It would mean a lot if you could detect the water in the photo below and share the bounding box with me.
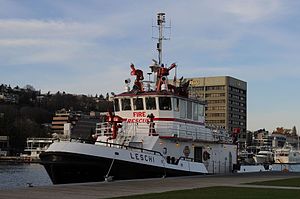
[0,163,52,190]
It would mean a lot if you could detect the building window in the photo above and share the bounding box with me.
[206,86,225,91]
[121,98,131,111]
[207,99,226,104]
[230,107,239,112]
[229,100,240,106]
[193,86,204,91]
[206,113,225,117]
[133,98,144,110]
[159,97,172,110]
[206,93,225,98]
[207,106,225,111]
[206,120,225,124]
[231,95,240,100]
[145,97,156,110]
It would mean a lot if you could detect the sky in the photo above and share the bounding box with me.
[0,0,300,132]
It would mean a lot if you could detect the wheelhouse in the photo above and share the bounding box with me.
[113,93,205,125]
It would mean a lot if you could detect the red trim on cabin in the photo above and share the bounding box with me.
[115,91,176,97]
[120,117,204,125]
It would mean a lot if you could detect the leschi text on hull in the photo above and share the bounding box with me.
[40,13,237,184]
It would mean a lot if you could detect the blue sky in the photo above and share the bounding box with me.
[1,0,300,132]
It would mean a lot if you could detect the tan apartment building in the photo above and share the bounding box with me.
[51,110,78,136]
[51,110,99,139]
[187,76,247,134]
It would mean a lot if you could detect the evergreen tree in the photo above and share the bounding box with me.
[292,126,297,136]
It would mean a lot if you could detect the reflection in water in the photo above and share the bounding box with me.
[0,163,52,190]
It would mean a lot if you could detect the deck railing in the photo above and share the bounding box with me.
[96,121,232,143]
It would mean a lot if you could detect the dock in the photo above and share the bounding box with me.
[0,172,299,199]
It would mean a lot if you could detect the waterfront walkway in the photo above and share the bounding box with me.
[0,172,299,199]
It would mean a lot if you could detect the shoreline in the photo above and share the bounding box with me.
[0,156,41,164]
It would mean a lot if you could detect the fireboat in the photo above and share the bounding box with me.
[40,13,237,184]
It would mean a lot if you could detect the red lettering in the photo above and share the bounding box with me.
[133,111,146,117]
[126,118,151,123]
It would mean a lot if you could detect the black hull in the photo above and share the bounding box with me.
[40,152,202,184]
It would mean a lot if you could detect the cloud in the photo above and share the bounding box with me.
[0,19,122,67]
[0,1,299,94]
[0,19,108,39]
[223,0,281,22]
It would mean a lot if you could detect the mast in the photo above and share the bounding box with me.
[150,13,175,92]
[157,13,165,65]
[155,13,170,65]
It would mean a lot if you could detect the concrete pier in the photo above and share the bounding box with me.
[0,172,299,199]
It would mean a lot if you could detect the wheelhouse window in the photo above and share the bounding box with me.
[198,104,204,117]
[180,99,186,118]
[146,97,156,110]
[193,103,198,121]
[133,98,144,110]
[159,97,172,110]
[121,98,132,111]
[114,99,120,112]
[173,98,179,112]
[187,101,192,119]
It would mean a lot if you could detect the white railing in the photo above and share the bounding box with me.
[96,121,232,143]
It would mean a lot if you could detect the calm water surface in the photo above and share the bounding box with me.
[0,163,52,190]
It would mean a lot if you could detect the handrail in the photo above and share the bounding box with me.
[69,138,164,157]
[95,120,233,144]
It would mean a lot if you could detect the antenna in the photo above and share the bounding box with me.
[152,13,171,65]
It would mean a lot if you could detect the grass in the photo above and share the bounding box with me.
[247,177,300,187]
[110,186,300,199]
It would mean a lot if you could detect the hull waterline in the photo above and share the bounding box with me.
[40,151,203,184]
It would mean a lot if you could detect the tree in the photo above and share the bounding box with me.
[24,84,35,91]
[292,126,297,136]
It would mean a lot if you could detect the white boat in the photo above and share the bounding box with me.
[22,138,53,160]
[238,150,255,165]
[253,150,274,164]
[237,165,271,173]
[274,143,300,164]
[271,143,300,172]
[40,13,237,184]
